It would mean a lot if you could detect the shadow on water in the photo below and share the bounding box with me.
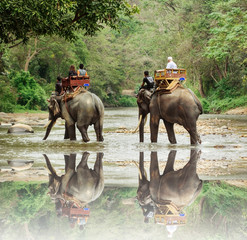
[0,151,247,239]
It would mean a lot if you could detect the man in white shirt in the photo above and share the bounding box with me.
[166,56,177,69]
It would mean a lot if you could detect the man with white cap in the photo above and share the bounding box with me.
[166,56,177,69]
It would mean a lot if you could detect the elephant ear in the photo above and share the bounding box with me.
[138,89,151,105]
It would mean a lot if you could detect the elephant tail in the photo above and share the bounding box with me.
[188,88,203,114]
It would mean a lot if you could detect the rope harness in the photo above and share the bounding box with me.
[62,87,87,122]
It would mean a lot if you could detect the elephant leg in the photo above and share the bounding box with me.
[163,150,176,175]
[77,152,90,169]
[64,122,70,139]
[183,122,200,145]
[139,114,147,143]
[66,154,76,171]
[77,124,90,142]
[163,120,176,144]
[150,152,160,189]
[183,149,201,170]
[150,115,160,143]
[64,155,70,172]
[178,149,201,187]
[94,120,104,142]
[139,152,147,183]
[94,152,104,175]
[66,123,76,140]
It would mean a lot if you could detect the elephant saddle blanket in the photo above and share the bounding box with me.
[156,82,180,94]
[62,87,87,102]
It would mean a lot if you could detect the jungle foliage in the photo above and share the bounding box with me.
[0,0,246,112]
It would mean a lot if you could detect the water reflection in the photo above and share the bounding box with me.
[43,152,104,230]
[137,150,202,237]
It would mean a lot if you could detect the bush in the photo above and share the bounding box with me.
[9,71,48,110]
[0,75,17,113]
[118,95,137,107]
[105,94,137,107]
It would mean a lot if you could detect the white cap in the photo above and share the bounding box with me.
[168,56,173,61]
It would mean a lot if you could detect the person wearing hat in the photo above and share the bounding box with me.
[166,56,177,69]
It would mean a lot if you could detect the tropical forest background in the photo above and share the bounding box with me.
[0,0,247,113]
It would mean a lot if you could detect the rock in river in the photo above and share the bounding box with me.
[7,123,34,133]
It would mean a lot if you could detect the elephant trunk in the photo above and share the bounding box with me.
[43,119,56,140]
[139,114,147,142]
[43,154,58,176]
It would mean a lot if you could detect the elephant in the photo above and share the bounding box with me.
[7,123,34,133]
[136,85,203,144]
[137,149,202,230]
[43,90,104,142]
[43,152,104,229]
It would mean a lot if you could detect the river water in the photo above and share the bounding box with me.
[0,107,247,239]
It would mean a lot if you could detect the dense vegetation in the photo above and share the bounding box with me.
[0,0,246,112]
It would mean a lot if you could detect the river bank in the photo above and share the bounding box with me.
[1,106,247,125]
[1,107,246,136]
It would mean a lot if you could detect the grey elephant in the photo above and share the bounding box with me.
[137,150,202,228]
[43,90,104,142]
[43,152,104,228]
[136,86,203,144]
[44,152,104,203]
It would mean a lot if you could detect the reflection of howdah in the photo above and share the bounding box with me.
[43,152,104,229]
[137,150,202,236]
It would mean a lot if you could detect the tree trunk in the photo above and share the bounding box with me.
[0,51,4,73]
[224,56,229,78]
[215,62,223,80]
[198,76,206,98]
[24,38,47,72]
[24,38,38,71]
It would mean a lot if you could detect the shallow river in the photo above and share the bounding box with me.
[0,107,247,239]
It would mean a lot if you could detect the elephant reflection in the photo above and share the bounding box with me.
[137,150,202,237]
[43,152,104,229]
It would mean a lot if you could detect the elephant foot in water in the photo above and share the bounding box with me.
[82,136,90,142]
[81,132,90,142]
[97,135,104,142]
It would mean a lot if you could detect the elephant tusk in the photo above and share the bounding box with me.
[133,115,143,133]
[52,120,57,128]
[133,115,147,133]
[44,120,52,129]
[144,116,147,126]
[44,120,57,129]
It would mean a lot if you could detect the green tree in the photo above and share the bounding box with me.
[204,0,247,82]
[0,0,139,45]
